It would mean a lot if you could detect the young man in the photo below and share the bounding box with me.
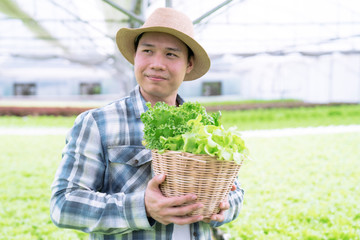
[50,7,244,239]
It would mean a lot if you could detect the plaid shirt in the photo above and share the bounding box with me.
[50,85,244,240]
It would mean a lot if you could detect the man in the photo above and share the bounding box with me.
[50,7,244,239]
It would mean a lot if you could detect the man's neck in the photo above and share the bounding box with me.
[140,88,178,107]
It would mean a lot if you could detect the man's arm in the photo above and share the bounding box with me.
[208,178,244,227]
[50,112,153,234]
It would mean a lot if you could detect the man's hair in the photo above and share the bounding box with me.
[134,33,194,62]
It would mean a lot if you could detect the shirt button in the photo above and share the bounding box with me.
[134,159,139,164]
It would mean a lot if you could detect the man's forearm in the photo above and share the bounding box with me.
[210,178,244,227]
[50,186,153,234]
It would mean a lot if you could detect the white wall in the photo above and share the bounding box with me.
[181,53,360,103]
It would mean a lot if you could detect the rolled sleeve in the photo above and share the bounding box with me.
[210,177,244,227]
[123,190,154,230]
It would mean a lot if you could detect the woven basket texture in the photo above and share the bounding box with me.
[151,150,242,218]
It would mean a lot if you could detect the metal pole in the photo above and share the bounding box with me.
[102,0,144,25]
[329,53,334,103]
[166,0,172,8]
[193,0,239,25]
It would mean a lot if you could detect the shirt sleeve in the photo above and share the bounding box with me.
[210,177,244,227]
[50,111,153,235]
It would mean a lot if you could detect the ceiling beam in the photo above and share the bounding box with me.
[102,0,144,25]
[193,0,242,24]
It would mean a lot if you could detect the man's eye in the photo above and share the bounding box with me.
[143,49,152,53]
[167,53,178,57]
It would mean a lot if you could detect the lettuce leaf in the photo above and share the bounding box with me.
[160,115,248,164]
[141,101,248,163]
[141,102,221,150]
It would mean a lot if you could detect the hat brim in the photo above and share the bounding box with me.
[116,27,210,81]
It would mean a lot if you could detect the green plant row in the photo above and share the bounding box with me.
[0,104,359,130]
[221,104,360,130]
[0,115,77,128]
[201,99,301,107]
[1,133,359,239]
[222,132,360,239]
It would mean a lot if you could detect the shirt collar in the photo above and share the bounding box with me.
[130,85,147,119]
[176,94,185,106]
[130,85,185,119]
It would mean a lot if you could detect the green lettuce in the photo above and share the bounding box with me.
[141,101,248,163]
[141,102,221,150]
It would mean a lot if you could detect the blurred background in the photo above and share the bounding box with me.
[1,0,360,106]
[1,2,360,239]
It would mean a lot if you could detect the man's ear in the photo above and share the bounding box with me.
[186,56,194,74]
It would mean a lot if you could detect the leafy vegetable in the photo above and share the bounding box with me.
[141,101,248,163]
[141,102,221,150]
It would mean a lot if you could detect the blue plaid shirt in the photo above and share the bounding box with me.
[50,85,244,240]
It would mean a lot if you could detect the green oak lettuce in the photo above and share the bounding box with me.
[141,102,248,164]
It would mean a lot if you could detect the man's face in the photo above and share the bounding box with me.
[134,32,194,104]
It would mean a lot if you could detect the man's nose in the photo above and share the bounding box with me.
[150,53,166,70]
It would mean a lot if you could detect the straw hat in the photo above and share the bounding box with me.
[116,8,210,81]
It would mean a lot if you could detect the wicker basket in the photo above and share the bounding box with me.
[151,150,242,218]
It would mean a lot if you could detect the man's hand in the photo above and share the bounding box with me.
[145,174,204,225]
[203,184,237,223]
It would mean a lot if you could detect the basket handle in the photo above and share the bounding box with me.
[176,155,207,164]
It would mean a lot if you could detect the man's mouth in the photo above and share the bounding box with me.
[145,74,168,81]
